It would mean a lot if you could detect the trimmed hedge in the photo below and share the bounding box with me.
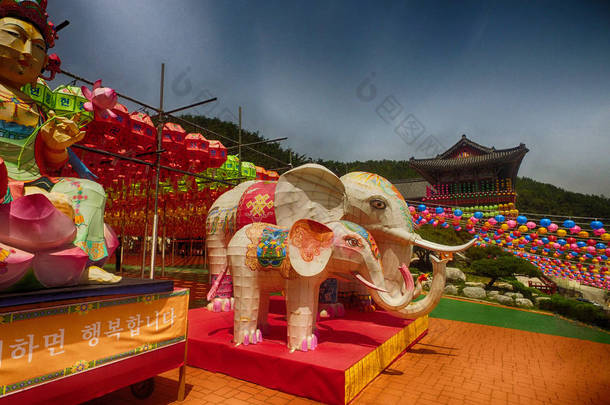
[538,294,609,330]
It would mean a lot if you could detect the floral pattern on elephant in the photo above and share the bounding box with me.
[289,220,333,262]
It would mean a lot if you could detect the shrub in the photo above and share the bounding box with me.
[538,294,609,330]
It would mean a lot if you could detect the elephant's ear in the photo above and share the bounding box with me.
[288,219,334,277]
[275,164,346,228]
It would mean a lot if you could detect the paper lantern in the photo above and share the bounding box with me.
[53,84,93,127]
[129,111,157,153]
[240,161,257,180]
[162,122,187,156]
[208,140,228,168]
[185,133,209,171]
[267,171,279,181]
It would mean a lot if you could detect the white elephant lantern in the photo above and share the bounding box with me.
[225,219,416,352]
[206,164,475,321]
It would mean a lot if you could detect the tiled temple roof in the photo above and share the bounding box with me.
[409,144,528,170]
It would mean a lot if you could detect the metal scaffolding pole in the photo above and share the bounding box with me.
[149,64,165,279]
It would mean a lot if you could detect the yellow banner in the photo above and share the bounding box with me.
[0,289,189,397]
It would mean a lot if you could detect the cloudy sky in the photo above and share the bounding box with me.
[46,1,610,196]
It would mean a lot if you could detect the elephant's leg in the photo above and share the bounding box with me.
[257,292,270,335]
[285,278,319,352]
[229,229,263,346]
[207,228,231,312]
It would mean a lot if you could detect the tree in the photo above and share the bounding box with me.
[413,225,472,270]
[470,250,541,289]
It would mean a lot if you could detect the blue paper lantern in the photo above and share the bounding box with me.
[577,241,586,248]
[495,215,505,223]
[454,209,463,217]
[417,204,426,212]
[591,220,603,230]
[563,219,575,229]
[435,206,444,214]
[516,215,527,224]
[474,211,483,219]
[596,243,606,250]
[539,218,551,227]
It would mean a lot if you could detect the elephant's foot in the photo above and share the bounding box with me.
[235,328,263,347]
[79,266,122,284]
[289,334,318,353]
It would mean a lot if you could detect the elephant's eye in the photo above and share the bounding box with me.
[370,199,386,210]
[345,237,362,248]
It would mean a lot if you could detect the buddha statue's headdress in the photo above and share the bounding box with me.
[0,0,57,48]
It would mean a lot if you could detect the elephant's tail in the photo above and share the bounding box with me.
[207,265,228,301]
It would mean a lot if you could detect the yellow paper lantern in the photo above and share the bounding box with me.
[538,227,547,234]
[578,231,589,238]
[501,224,509,231]
[602,233,610,241]
[557,229,567,237]
[519,225,528,233]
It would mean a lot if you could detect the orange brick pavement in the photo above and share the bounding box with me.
[86,318,610,405]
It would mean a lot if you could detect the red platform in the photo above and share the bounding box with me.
[187,297,428,404]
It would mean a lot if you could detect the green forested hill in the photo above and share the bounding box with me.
[180,114,609,218]
[515,177,610,219]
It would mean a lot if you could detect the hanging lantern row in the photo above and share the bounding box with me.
[410,203,610,290]
[22,80,281,238]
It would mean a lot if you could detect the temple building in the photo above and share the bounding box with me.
[404,135,528,208]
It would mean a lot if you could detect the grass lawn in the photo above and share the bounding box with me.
[430,297,610,344]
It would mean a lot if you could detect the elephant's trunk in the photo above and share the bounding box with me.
[366,253,415,311]
[393,254,449,319]
[367,226,475,317]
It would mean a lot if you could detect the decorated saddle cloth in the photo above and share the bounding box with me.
[236,181,278,229]
[245,223,294,279]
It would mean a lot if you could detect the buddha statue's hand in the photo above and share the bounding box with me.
[39,111,86,169]
[39,110,86,150]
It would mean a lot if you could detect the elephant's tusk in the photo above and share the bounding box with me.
[352,272,388,292]
[398,263,415,293]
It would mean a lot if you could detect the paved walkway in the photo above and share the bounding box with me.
[87,318,610,405]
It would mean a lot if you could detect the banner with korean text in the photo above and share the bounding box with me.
[0,289,188,397]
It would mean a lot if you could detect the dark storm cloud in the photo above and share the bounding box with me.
[46,1,610,195]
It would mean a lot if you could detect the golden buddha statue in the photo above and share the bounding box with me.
[0,0,119,288]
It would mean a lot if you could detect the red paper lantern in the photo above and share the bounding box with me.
[207,140,227,168]
[129,112,157,156]
[185,133,209,171]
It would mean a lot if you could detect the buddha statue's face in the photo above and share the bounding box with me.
[0,17,48,88]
